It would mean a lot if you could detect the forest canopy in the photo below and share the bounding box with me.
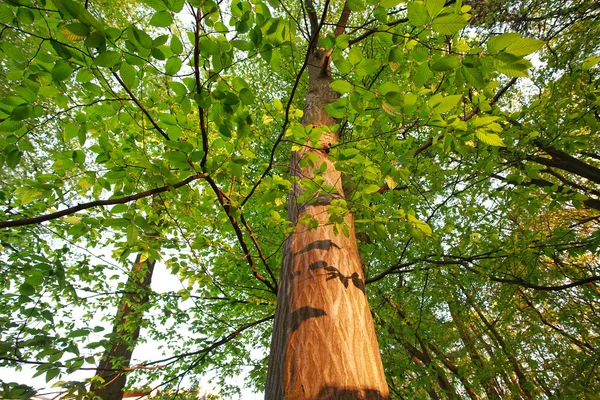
[0,0,599,398]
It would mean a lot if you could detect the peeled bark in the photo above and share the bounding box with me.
[265,51,389,399]
[92,254,156,400]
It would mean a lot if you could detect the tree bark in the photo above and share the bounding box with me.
[265,49,389,399]
[92,254,156,400]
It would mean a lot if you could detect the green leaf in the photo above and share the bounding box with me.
[131,27,153,49]
[432,13,469,35]
[364,184,381,194]
[425,0,445,17]
[475,130,505,146]
[461,66,484,86]
[330,80,354,94]
[335,34,350,49]
[11,105,34,121]
[582,56,600,71]
[355,59,381,77]
[487,33,521,53]
[167,0,184,12]
[60,23,90,40]
[494,59,531,77]
[94,51,121,68]
[231,40,253,51]
[504,38,545,56]
[150,10,173,27]
[165,57,182,75]
[0,4,14,23]
[142,0,168,11]
[347,0,366,11]
[472,116,500,127]
[52,60,73,81]
[413,62,432,86]
[408,1,429,27]
[380,0,402,7]
[170,35,183,54]
[19,282,36,296]
[168,81,187,96]
[431,94,462,113]
[430,55,460,71]
[379,82,401,95]
[239,88,255,105]
[119,63,137,88]
[338,148,360,160]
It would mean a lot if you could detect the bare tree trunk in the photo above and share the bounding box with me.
[92,254,156,400]
[265,48,389,399]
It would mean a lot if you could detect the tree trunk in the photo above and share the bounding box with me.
[265,50,389,399]
[447,300,503,399]
[459,286,535,399]
[92,254,156,400]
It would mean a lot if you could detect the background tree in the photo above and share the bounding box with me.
[0,0,598,399]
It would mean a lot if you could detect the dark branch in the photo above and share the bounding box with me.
[0,174,205,229]
[112,71,170,141]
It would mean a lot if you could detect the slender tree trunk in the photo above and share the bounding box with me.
[460,286,535,399]
[92,254,156,400]
[383,296,461,399]
[447,301,503,399]
[265,49,389,399]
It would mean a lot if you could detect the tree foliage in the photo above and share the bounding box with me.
[0,0,598,398]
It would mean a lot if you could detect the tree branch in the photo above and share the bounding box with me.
[193,7,209,170]
[204,176,278,294]
[0,174,205,229]
[112,71,170,141]
[414,78,518,158]
[491,173,600,211]
[531,143,600,185]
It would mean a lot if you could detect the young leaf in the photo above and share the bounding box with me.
[170,35,183,54]
[94,51,121,67]
[432,13,469,35]
[150,10,173,27]
[408,2,429,27]
[430,55,460,71]
[475,130,505,146]
[60,23,90,40]
[330,80,354,94]
[487,33,521,53]
[425,0,445,17]
[432,94,462,113]
[380,0,402,7]
[165,57,182,75]
[504,38,545,56]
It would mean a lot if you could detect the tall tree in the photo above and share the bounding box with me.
[0,0,598,398]
[265,3,388,398]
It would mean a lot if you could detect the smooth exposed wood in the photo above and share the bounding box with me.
[265,49,389,399]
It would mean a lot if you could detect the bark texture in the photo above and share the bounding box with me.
[92,254,156,400]
[265,51,389,399]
